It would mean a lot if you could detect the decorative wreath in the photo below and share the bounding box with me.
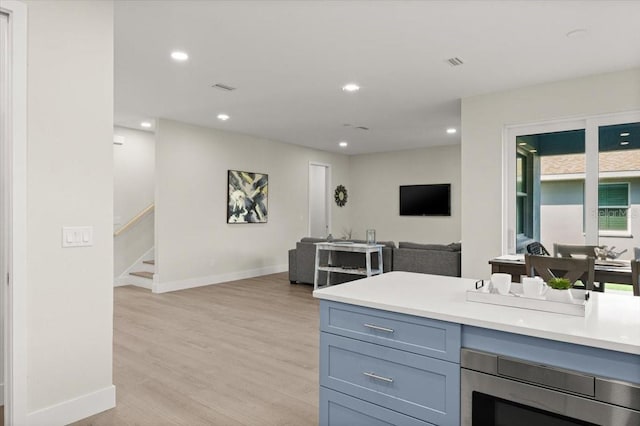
[334,185,348,207]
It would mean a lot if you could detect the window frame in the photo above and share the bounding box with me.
[503,111,640,254]
[598,181,631,236]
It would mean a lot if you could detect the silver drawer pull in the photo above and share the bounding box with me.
[363,323,394,333]
[363,372,394,383]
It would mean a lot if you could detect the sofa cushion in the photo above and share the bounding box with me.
[447,242,462,252]
[399,242,458,251]
[392,247,461,277]
[378,240,396,249]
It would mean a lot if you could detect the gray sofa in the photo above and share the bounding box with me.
[288,237,395,285]
[392,242,461,277]
[288,238,462,285]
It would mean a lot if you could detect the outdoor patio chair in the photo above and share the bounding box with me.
[524,254,596,291]
[526,241,550,256]
[553,243,601,258]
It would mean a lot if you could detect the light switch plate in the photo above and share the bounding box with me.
[62,226,93,248]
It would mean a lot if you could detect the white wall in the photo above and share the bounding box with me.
[309,164,327,238]
[540,180,586,249]
[113,126,155,278]
[461,68,640,279]
[541,178,640,260]
[154,119,350,292]
[348,145,461,244]
[24,0,115,422]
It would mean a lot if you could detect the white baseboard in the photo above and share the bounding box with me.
[114,274,153,289]
[26,385,115,426]
[152,264,288,293]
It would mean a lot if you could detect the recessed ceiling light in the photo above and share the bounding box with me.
[170,51,189,61]
[339,141,348,148]
[530,149,538,153]
[620,132,630,137]
[446,128,457,134]
[217,113,230,121]
[620,141,630,146]
[566,29,588,39]
[518,142,527,146]
[140,121,152,128]
[342,83,360,92]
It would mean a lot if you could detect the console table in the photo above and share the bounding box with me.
[314,242,384,290]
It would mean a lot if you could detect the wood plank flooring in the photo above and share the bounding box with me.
[72,272,319,426]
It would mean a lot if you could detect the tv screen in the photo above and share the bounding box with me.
[399,184,451,216]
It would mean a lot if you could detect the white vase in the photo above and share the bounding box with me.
[545,288,573,303]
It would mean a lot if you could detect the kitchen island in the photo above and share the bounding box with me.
[313,271,640,425]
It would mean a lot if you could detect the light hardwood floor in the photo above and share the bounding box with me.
[73,273,319,426]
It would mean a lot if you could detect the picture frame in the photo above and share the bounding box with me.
[227,170,268,223]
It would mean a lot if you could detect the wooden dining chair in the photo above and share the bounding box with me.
[524,254,596,291]
[553,243,600,258]
[552,243,605,291]
[631,260,640,297]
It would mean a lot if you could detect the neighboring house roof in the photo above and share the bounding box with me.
[541,149,640,175]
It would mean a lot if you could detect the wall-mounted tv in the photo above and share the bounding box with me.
[399,184,451,216]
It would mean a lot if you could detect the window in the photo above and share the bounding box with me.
[516,154,526,235]
[598,183,629,232]
[506,114,640,259]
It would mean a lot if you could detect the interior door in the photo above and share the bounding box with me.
[0,10,9,411]
[309,163,330,237]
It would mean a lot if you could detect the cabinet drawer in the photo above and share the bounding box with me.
[320,387,435,426]
[320,333,460,425]
[320,301,461,362]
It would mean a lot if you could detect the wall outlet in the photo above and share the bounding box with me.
[62,226,93,248]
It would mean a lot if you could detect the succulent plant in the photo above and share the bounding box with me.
[548,277,572,290]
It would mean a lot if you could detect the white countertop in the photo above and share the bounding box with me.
[313,271,640,355]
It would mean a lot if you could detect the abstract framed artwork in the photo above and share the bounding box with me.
[227,170,269,223]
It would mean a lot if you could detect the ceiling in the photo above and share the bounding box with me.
[114,1,640,155]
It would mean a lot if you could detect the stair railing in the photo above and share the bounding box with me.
[114,203,155,237]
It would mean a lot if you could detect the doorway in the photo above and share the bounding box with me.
[1,10,10,421]
[1,1,28,424]
[308,162,331,238]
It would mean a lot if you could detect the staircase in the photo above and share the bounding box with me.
[127,259,155,289]
[113,203,155,288]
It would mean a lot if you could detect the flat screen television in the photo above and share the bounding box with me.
[399,184,451,216]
